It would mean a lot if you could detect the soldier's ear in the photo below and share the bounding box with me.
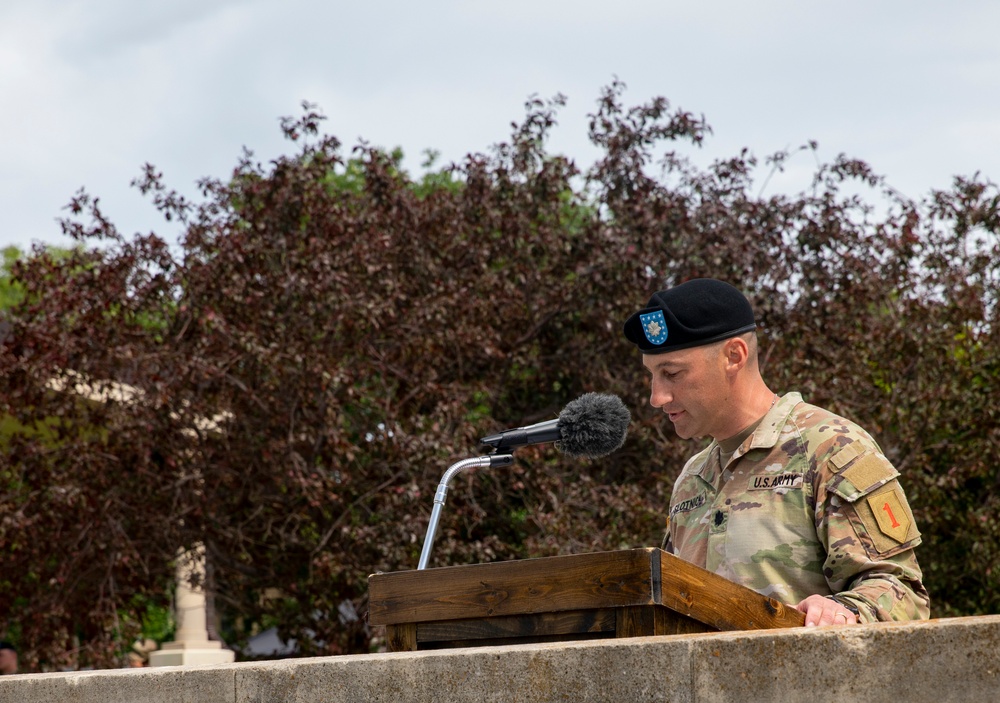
[723,337,750,370]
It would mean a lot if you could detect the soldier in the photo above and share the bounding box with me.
[623,278,929,625]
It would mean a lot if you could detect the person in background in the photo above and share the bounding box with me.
[0,641,18,675]
[127,638,157,667]
[623,278,930,625]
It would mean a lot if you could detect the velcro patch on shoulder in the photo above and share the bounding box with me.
[842,453,897,494]
[829,442,864,471]
[828,452,900,503]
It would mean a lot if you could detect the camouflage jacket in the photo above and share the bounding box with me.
[663,392,930,622]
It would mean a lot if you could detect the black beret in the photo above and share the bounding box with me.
[623,278,757,354]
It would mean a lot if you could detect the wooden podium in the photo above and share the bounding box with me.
[368,548,805,652]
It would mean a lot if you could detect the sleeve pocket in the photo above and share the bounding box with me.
[827,453,921,559]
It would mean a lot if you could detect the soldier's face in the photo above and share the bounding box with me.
[643,342,732,440]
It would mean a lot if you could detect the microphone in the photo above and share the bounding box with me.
[480,392,630,457]
[418,393,630,569]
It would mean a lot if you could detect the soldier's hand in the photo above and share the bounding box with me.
[796,594,858,627]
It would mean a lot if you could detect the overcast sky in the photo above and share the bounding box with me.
[2,0,999,252]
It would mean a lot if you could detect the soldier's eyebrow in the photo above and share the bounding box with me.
[644,357,686,375]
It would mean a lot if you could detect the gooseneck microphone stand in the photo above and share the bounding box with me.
[417,453,514,570]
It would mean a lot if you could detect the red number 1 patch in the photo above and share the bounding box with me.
[866,487,910,543]
[882,501,901,529]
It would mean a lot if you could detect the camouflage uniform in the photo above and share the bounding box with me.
[664,392,930,622]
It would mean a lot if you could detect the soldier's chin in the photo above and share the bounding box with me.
[670,420,698,440]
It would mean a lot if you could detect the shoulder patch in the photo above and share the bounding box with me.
[851,480,921,556]
[866,487,911,543]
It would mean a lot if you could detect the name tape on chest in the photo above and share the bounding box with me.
[747,473,803,491]
[669,494,706,517]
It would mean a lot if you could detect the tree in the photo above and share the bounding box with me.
[1,246,24,311]
[2,82,998,670]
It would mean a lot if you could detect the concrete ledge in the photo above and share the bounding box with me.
[2,615,998,702]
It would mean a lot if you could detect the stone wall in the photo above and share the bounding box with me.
[2,615,998,703]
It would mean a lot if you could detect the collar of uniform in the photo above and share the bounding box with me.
[742,391,803,454]
[688,440,721,487]
[687,392,803,486]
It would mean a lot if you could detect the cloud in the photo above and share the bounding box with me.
[1,0,999,251]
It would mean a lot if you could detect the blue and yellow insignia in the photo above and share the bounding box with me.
[640,310,668,345]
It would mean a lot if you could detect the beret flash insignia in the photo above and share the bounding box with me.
[640,310,668,345]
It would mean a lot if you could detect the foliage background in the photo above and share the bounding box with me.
[2,82,998,670]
